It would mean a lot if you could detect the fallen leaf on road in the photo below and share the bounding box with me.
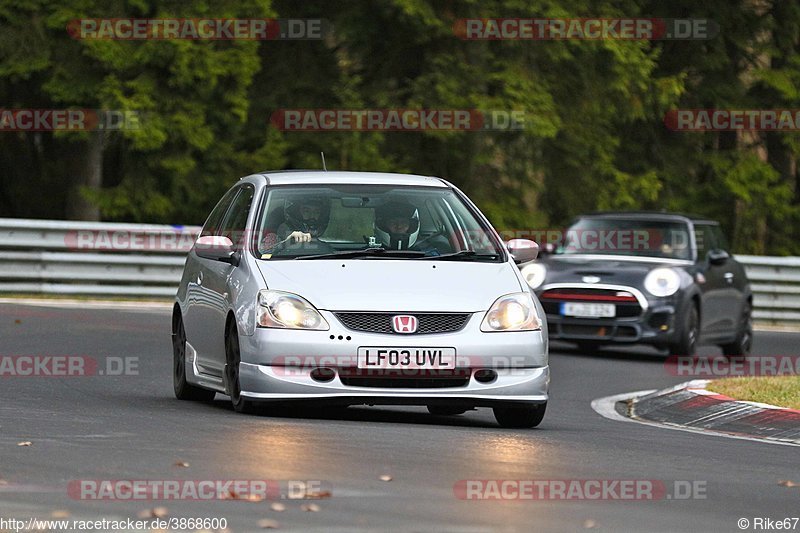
[379,474,392,482]
[51,510,70,518]
[138,506,169,519]
[221,489,264,502]
[583,519,597,529]
[17,441,32,447]
[270,502,286,512]
[779,480,799,487]
[301,503,321,512]
[173,460,190,468]
[258,518,280,529]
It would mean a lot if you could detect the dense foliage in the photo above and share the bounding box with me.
[1,0,798,254]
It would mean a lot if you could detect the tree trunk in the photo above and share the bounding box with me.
[65,131,104,221]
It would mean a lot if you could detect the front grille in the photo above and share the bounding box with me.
[338,368,470,388]
[539,288,642,318]
[334,312,470,334]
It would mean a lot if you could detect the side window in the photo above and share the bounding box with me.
[219,185,256,248]
[200,188,239,237]
[693,224,718,261]
[711,225,730,252]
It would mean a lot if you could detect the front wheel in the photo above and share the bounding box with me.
[720,301,753,357]
[669,303,699,356]
[493,403,546,429]
[173,314,216,402]
[225,321,258,414]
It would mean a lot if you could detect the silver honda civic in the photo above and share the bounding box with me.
[172,170,549,428]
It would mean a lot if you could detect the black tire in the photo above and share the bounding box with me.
[669,303,699,356]
[493,403,546,429]
[427,405,468,416]
[173,313,216,402]
[225,321,258,414]
[721,301,753,357]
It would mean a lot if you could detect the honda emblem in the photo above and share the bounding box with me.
[392,315,418,334]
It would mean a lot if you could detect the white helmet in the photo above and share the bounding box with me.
[374,200,420,250]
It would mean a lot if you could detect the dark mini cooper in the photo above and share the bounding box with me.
[520,212,752,356]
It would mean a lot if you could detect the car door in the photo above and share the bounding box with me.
[710,224,746,333]
[183,187,238,373]
[193,185,255,375]
[693,223,735,337]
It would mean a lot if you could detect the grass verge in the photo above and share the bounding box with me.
[708,376,800,410]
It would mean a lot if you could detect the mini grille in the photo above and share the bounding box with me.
[334,312,470,334]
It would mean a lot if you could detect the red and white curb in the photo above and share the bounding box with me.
[591,380,800,447]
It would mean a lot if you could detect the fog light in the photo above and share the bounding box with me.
[310,367,336,383]
[473,369,497,383]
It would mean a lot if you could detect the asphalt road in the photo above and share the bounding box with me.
[1,302,799,533]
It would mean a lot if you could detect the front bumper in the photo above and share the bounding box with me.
[234,311,549,406]
[539,288,680,346]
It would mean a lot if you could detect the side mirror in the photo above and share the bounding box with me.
[195,236,239,266]
[707,249,730,266]
[507,239,539,264]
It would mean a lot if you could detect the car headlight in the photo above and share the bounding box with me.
[644,268,681,297]
[481,292,542,332]
[520,262,547,289]
[257,290,329,330]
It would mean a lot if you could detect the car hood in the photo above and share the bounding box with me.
[538,254,690,287]
[255,259,523,312]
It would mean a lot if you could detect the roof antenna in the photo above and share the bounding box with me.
[320,152,327,171]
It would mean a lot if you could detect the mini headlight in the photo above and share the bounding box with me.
[257,290,329,330]
[520,262,547,289]
[644,268,681,297]
[481,292,542,332]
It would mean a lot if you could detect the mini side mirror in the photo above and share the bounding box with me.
[707,249,730,266]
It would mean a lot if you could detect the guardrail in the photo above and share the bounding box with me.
[735,255,800,327]
[0,218,798,328]
[0,218,199,297]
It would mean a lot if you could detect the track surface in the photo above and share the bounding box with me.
[1,302,799,532]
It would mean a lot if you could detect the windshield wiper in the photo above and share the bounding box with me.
[419,250,500,261]
[296,248,427,260]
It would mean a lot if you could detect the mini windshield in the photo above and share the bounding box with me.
[253,185,503,261]
[555,218,692,260]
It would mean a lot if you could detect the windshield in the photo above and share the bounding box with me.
[555,218,692,260]
[253,185,503,261]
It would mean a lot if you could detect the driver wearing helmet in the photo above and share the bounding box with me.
[374,199,449,255]
[374,200,421,250]
[277,197,330,244]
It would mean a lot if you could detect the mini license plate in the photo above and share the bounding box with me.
[560,302,616,318]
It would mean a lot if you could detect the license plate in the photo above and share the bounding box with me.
[560,302,616,318]
[357,347,456,369]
